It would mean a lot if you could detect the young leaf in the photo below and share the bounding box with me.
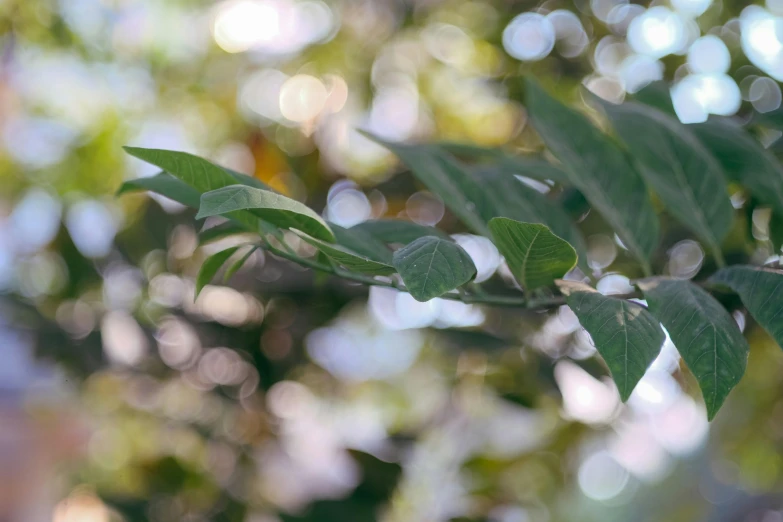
[117,172,202,208]
[296,232,396,275]
[709,265,783,350]
[196,185,334,242]
[196,247,239,298]
[331,224,394,264]
[361,133,491,236]
[690,119,783,215]
[392,236,477,302]
[352,219,452,245]
[224,246,258,282]
[559,281,665,401]
[523,79,659,270]
[488,218,577,290]
[597,99,734,261]
[639,279,749,420]
[472,167,588,270]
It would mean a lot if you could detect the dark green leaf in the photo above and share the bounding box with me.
[331,224,394,264]
[361,132,491,235]
[196,247,239,298]
[472,167,588,270]
[438,142,569,183]
[709,265,783,350]
[524,79,659,270]
[596,99,734,262]
[691,119,783,215]
[559,281,665,401]
[296,232,396,275]
[117,172,201,209]
[488,218,577,290]
[196,185,334,241]
[199,222,248,245]
[352,219,452,245]
[632,80,675,115]
[392,236,477,301]
[224,246,258,282]
[639,278,749,419]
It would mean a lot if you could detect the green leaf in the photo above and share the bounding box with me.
[597,99,734,261]
[199,222,248,245]
[472,167,588,270]
[196,185,334,241]
[296,232,396,275]
[352,219,451,245]
[488,218,577,290]
[632,80,675,115]
[559,281,665,401]
[224,246,258,282]
[523,79,659,270]
[331,224,394,264]
[438,142,569,184]
[117,172,202,209]
[361,132,491,236]
[639,278,749,420]
[392,236,477,301]
[690,119,783,215]
[196,247,239,299]
[709,265,783,350]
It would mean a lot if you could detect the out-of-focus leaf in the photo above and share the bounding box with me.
[296,232,396,275]
[352,219,452,244]
[596,99,733,262]
[523,79,659,271]
[117,172,201,208]
[559,280,665,401]
[224,245,258,282]
[196,246,239,298]
[690,119,783,215]
[331,223,394,263]
[709,265,783,350]
[472,166,588,269]
[633,80,675,115]
[488,218,577,290]
[198,222,248,245]
[436,328,514,352]
[196,185,334,241]
[392,236,476,301]
[361,132,491,236]
[639,278,749,419]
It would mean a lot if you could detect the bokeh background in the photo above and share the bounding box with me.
[3,0,783,521]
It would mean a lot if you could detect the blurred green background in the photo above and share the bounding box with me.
[3,0,783,521]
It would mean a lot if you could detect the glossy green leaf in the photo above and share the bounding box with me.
[352,219,451,245]
[472,167,588,270]
[361,132,491,235]
[117,172,201,209]
[597,99,734,260]
[559,281,665,401]
[196,185,334,241]
[709,265,783,350]
[331,224,394,264]
[524,79,659,270]
[690,119,783,215]
[392,236,477,301]
[639,278,749,419]
[224,246,258,282]
[488,218,577,290]
[196,247,239,299]
[296,232,395,275]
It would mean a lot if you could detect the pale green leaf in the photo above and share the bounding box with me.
[597,99,734,259]
[296,232,395,275]
[392,236,477,301]
[352,219,451,245]
[691,119,783,215]
[559,281,665,401]
[524,79,659,270]
[196,185,334,241]
[488,218,577,290]
[709,265,783,350]
[117,172,201,209]
[196,247,239,299]
[639,278,749,420]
